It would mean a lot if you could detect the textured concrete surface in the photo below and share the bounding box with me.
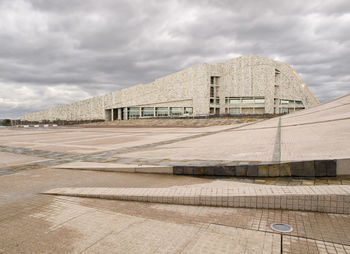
[119,94,350,166]
[0,151,49,168]
[21,56,318,121]
[0,125,234,154]
[54,162,173,174]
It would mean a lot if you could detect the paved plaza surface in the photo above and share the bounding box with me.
[1,94,350,253]
[1,168,350,253]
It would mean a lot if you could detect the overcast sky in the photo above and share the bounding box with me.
[0,0,350,118]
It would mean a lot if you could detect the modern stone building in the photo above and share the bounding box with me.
[21,56,319,122]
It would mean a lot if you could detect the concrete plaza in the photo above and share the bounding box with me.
[1,94,350,253]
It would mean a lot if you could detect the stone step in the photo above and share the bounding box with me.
[43,185,350,214]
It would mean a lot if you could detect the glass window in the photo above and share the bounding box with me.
[156,107,168,116]
[280,108,289,114]
[210,76,214,85]
[216,99,220,104]
[229,98,240,104]
[242,108,254,114]
[210,86,214,97]
[242,98,254,104]
[170,107,182,116]
[210,99,214,104]
[295,101,303,105]
[229,108,240,114]
[184,107,193,114]
[255,98,265,104]
[280,100,289,105]
[142,107,154,117]
[128,107,140,119]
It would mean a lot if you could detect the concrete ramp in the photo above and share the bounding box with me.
[43,184,350,214]
[53,162,172,174]
[119,94,350,175]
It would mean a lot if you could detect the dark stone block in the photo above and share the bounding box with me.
[173,166,184,175]
[214,166,235,176]
[290,162,301,176]
[204,167,214,176]
[303,161,315,177]
[315,160,327,176]
[290,161,314,177]
[183,167,194,175]
[226,166,236,176]
[236,166,247,177]
[247,165,258,177]
[290,162,304,176]
[193,167,205,175]
[326,160,337,176]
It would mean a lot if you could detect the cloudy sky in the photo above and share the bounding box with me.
[0,0,349,118]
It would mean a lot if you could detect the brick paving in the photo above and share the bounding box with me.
[44,183,350,214]
[2,194,350,253]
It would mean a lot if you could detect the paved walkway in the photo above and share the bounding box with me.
[44,182,350,214]
[1,95,349,177]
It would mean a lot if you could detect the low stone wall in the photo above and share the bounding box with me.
[174,159,350,177]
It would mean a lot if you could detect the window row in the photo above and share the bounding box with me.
[275,99,303,106]
[225,97,265,105]
[226,107,265,115]
[127,107,193,119]
[276,107,305,114]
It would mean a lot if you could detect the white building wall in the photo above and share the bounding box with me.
[20,56,319,121]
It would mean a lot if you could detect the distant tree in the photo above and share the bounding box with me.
[1,119,12,126]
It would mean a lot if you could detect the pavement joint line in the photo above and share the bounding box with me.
[78,230,115,254]
[0,120,262,176]
[177,223,207,254]
[282,101,350,120]
[272,117,282,163]
[209,222,350,247]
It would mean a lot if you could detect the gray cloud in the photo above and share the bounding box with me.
[0,0,349,118]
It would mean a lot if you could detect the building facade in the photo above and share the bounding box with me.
[21,56,319,122]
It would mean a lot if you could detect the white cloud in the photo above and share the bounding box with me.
[0,0,349,118]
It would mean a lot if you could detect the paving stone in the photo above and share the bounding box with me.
[255,179,266,184]
[302,180,315,185]
[43,185,350,214]
[342,180,350,185]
